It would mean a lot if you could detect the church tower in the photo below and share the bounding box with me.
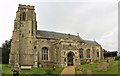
[9,4,37,67]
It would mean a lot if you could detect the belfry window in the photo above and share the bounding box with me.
[22,12,26,20]
[86,49,90,58]
[20,12,26,21]
[79,48,83,58]
[42,47,48,60]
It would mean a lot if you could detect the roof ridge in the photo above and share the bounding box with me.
[37,30,83,41]
[37,30,78,37]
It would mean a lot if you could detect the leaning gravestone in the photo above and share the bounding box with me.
[96,63,102,71]
[76,66,83,74]
[86,65,91,76]
[102,62,108,71]
[97,61,108,72]
[107,59,114,68]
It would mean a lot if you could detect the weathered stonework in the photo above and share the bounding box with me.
[9,4,104,68]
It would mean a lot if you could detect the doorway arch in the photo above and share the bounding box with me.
[67,51,75,66]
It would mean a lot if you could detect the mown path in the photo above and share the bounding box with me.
[59,66,75,76]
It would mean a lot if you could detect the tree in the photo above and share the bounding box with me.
[103,49,108,53]
[2,39,12,64]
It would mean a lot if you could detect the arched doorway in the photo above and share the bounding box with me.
[67,52,74,66]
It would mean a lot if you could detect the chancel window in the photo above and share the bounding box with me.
[86,49,90,58]
[79,48,83,58]
[42,47,48,60]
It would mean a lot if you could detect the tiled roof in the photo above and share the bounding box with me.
[83,40,100,46]
[37,30,82,41]
[37,30,100,46]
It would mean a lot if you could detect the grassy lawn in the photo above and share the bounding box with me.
[75,60,119,75]
[2,64,63,75]
[2,60,119,75]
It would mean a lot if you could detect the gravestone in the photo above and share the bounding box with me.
[97,62,108,72]
[107,59,114,68]
[76,66,83,74]
[86,65,91,76]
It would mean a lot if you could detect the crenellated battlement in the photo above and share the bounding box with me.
[18,4,35,10]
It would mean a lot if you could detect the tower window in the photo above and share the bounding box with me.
[22,34,24,37]
[20,14,22,21]
[31,21,33,36]
[69,44,71,46]
[34,46,36,49]
[64,58,66,62]
[22,12,26,20]
[32,31,33,36]
[64,52,65,55]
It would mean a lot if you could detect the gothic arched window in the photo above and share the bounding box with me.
[79,48,83,58]
[42,47,48,60]
[86,49,90,58]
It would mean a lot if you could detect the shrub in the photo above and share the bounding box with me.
[115,56,120,60]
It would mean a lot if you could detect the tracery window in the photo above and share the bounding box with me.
[86,49,90,58]
[42,47,48,60]
[79,48,83,58]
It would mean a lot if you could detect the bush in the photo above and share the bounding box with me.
[115,56,120,60]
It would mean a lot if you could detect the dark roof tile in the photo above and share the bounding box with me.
[37,30,82,41]
[37,30,100,46]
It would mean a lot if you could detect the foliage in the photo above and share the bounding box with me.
[2,39,12,64]
[115,56,120,60]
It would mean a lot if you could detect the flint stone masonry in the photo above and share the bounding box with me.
[9,4,104,68]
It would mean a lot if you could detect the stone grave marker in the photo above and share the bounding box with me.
[86,65,91,76]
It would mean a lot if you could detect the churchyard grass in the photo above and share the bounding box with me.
[2,64,63,75]
[2,60,119,75]
[75,60,119,74]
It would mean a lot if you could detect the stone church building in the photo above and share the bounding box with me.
[9,4,104,68]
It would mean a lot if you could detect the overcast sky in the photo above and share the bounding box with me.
[0,0,119,51]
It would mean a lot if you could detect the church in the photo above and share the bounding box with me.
[9,4,104,68]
